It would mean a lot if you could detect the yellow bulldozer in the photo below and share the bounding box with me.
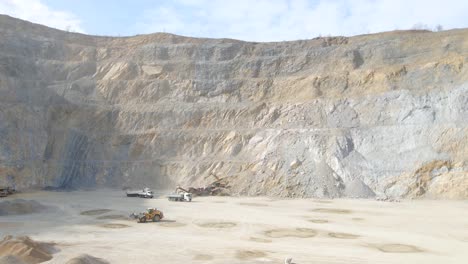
[130,208,164,223]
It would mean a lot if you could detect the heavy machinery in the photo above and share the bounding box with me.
[179,173,231,196]
[0,186,15,198]
[126,187,154,198]
[130,208,164,223]
[167,186,192,202]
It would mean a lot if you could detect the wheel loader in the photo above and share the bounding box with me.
[130,208,164,223]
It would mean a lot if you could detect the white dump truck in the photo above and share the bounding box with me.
[167,192,192,202]
[126,187,154,198]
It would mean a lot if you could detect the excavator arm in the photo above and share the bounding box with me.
[175,185,189,193]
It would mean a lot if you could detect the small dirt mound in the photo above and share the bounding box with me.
[311,208,352,214]
[249,237,272,243]
[313,200,333,204]
[159,220,186,228]
[344,179,376,198]
[96,214,131,221]
[0,200,50,216]
[196,222,236,228]
[239,202,268,207]
[235,250,267,260]
[328,232,360,239]
[371,244,424,253]
[308,219,329,224]
[98,224,130,229]
[193,254,214,261]
[264,228,317,238]
[66,254,109,264]
[80,209,112,216]
[0,255,27,264]
[0,236,55,264]
[0,222,23,228]
[352,217,365,221]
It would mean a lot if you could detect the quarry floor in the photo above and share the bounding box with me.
[0,190,467,264]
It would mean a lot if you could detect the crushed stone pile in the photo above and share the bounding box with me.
[0,255,27,264]
[0,200,50,216]
[66,254,110,264]
[344,179,376,198]
[0,236,54,264]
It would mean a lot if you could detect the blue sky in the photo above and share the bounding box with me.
[1,0,468,41]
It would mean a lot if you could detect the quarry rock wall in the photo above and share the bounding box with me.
[0,15,466,198]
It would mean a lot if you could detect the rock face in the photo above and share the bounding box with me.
[0,15,466,198]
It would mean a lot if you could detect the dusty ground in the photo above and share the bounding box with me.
[0,190,467,263]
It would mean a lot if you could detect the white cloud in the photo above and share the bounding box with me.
[137,0,468,41]
[0,0,85,33]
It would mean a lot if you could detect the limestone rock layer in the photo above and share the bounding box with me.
[0,15,466,198]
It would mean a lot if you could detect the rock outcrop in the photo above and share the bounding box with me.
[0,15,466,198]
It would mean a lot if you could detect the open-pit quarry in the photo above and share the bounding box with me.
[0,15,467,263]
[1,190,468,263]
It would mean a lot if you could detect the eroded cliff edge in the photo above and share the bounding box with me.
[0,15,466,198]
